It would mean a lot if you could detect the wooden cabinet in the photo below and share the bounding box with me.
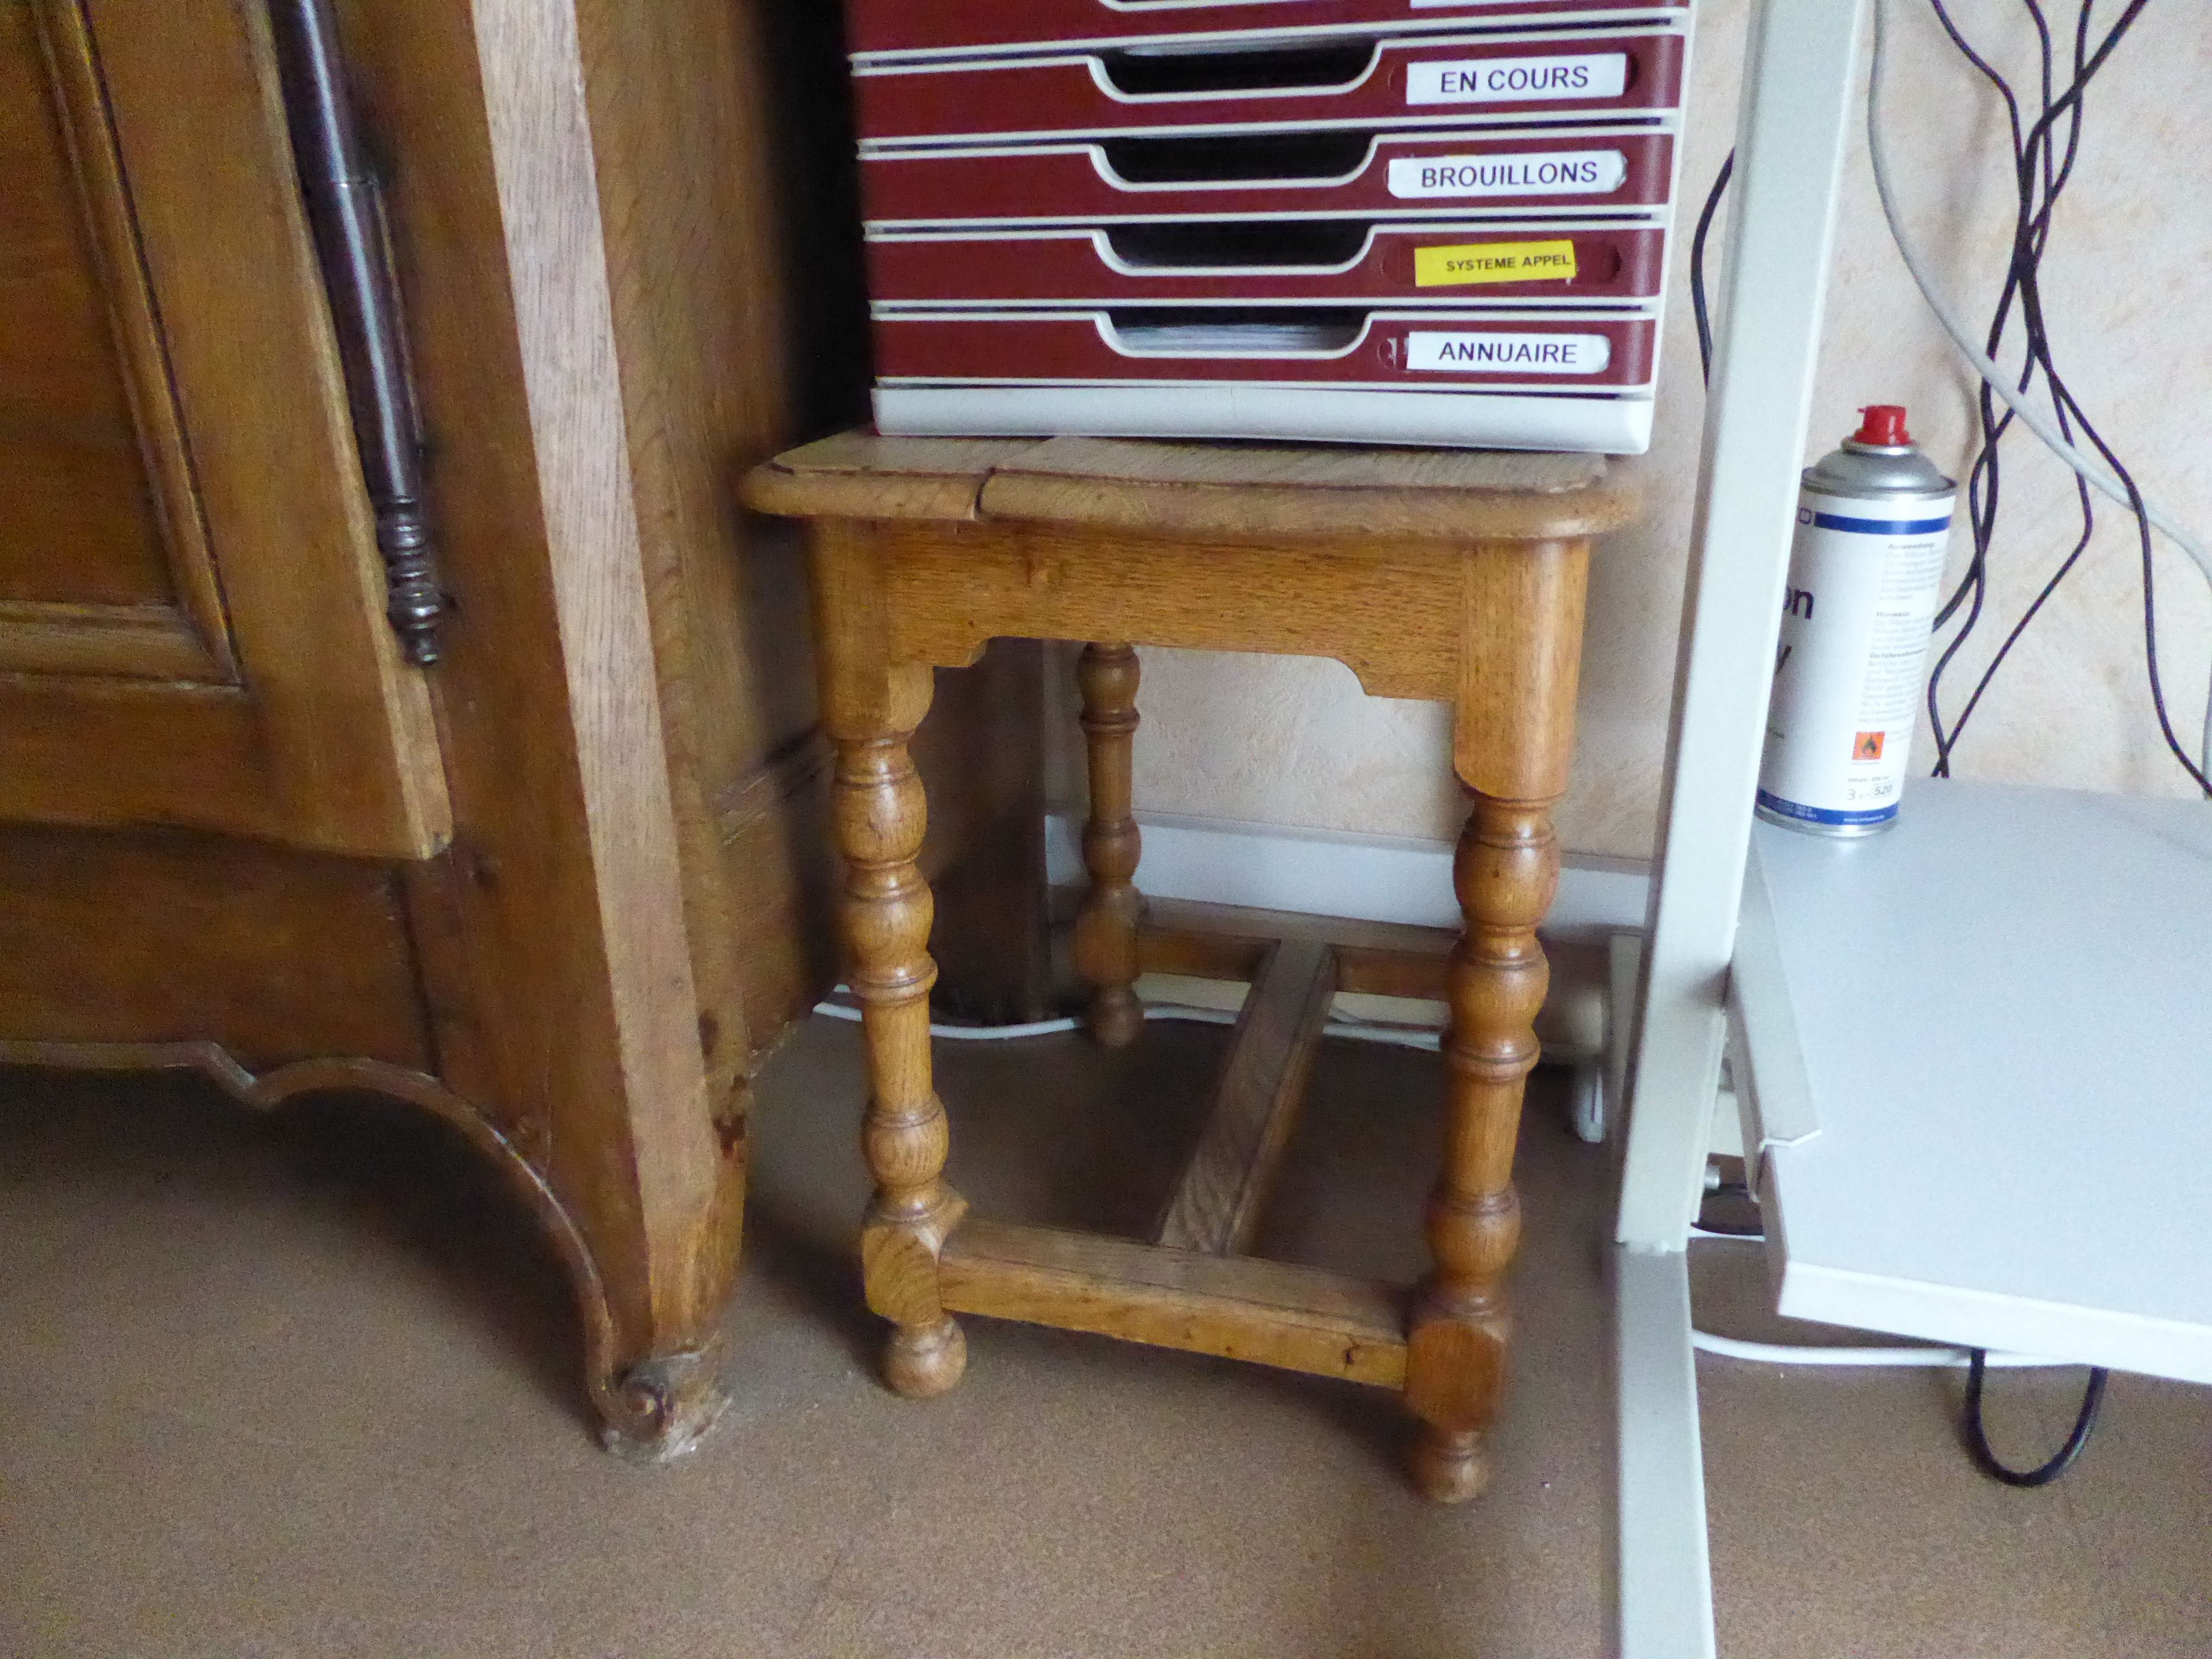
[0,0,947,1455]
[1,3,444,854]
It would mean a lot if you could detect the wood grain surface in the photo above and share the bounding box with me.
[0,9,202,625]
[0,824,431,1069]
[877,517,1467,702]
[940,1218,1408,1388]
[1140,896,1459,1003]
[1155,937,1338,1257]
[0,0,448,855]
[745,430,1640,542]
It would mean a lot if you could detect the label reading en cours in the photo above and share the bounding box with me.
[1406,332,1609,374]
[1415,239,1578,287]
[1386,149,1627,200]
[1405,52,1629,106]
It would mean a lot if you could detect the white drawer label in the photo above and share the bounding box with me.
[1405,52,1629,105]
[1387,149,1628,199]
[1407,332,1612,374]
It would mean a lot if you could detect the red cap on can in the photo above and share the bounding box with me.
[1853,404,1912,446]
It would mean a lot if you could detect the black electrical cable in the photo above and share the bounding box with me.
[1922,0,2066,647]
[1683,2,2207,791]
[1929,0,2204,788]
[1962,1349,2109,1487]
[1918,0,2208,796]
[1924,0,2093,767]
[1690,150,1733,385]
[1954,5,2208,792]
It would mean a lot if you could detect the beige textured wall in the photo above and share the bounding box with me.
[1120,0,2212,858]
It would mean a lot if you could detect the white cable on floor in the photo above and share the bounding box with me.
[811,1000,1232,1040]
[811,995,1444,1050]
[1687,1227,2061,1368]
[1691,1328,2059,1369]
[814,1005,1082,1040]
[1867,0,2212,773]
[1318,1019,1442,1053]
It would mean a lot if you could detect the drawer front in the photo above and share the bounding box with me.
[873,307,1659,390]
[862,127,1677,225]
[854,26,1688,143]
[867,221,1667,305]
[848,0,1687,58]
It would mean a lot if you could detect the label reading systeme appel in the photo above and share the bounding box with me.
[1387,149,1627,199]
[1407,332,1611,374]
[1405,52,1629,106]
[1415,239,1578,287]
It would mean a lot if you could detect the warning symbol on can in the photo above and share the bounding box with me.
[1854,731,1885,761]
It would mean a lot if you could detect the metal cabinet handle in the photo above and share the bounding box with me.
[267,0,445,667]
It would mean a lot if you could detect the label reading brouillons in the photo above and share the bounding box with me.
[1405,52,1629,106]
[1406,333,1610,373]
[1387,149,1628,200]
[1415,239,1578,287]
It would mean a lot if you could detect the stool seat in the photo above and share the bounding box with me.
[745,431,1632,540]
[743,430,1640,1503]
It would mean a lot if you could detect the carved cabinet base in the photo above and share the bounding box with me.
[0,1041,730,1457]
[0,824,756,1461]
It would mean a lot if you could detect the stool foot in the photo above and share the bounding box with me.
[1407,1427,1491,1504]
[883,1315,968,1399]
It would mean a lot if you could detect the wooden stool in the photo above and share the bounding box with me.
[742,433,1638,1501]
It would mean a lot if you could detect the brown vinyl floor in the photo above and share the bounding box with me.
[1,1016,2206,1657]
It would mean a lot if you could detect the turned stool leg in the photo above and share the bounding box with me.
[1400,534,1587,1501]
[834,662,968,1398]
[1403,793,1559,1501]
[1074,642,1144,1047]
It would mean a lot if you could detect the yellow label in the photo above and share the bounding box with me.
[1414,238,1579,287]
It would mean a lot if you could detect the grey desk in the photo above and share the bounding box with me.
[1730,779,2212,1382]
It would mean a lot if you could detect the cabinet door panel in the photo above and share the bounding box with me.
[0,1,448,856]
[0,129,169,610]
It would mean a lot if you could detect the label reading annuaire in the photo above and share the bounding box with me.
[1406,332,1609,374]
[1405,52,1628,106]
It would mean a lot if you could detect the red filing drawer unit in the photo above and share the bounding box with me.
[872,309,1663,450]
[867,221,1668,306]
[859,126,1678,225]
[843,5,1693,452]
[848,0,1687,57]
[853,23,1689,143]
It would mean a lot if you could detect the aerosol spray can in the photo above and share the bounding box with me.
[1756,405,1955,835]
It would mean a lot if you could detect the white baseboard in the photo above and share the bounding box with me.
[1047,811,1650,941]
